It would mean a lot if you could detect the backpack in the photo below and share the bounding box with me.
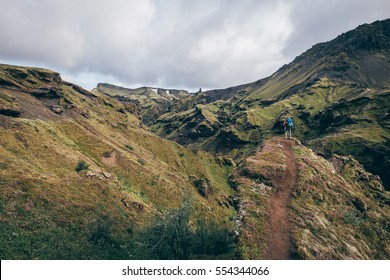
[284,117,293,127]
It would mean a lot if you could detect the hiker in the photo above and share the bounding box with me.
[283,116,293,139]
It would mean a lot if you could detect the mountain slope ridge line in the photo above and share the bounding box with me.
[147,19,390,190]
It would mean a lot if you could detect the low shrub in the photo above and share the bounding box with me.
[75,160,89,172]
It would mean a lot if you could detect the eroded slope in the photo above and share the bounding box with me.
[232,137,389,259]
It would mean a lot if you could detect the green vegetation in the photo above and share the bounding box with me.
[92,83,190,125]
[124,144,134,151]
[0,63,235,259]
[137,198,235,259]
[289,144,390,259]
[75,160,89,172]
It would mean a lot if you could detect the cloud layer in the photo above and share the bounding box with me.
[0,0,389,91]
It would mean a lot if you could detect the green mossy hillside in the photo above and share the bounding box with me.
[0,64,235,259]
[290,146,389,259]
[231,137,389,259]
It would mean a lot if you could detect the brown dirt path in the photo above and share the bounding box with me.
[266,139,297,259]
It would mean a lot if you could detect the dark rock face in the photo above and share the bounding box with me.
[0,65,62,95]
[190,122,215,138]
[217,127,248,146]
[189,175,212,197]
[352,197,367,213]
[47,105,63,115]
[216,156,236,167]
[0,107,21,117]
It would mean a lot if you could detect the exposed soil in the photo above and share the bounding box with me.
[1,89,61,120]
[266,138,298,259]
[102,150,117,167]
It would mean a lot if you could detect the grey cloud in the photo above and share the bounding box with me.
[283,0,390,58]
[0,0,389,91]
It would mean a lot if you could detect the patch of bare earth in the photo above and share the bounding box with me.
[102,151,117,167]
[266,139,297,259]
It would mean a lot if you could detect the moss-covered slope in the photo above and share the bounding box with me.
[232,137,389,259]
[0,64,235,259]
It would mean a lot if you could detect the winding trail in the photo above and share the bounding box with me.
[266,139,298,259]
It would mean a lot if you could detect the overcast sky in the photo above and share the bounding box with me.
[0,0,389,91]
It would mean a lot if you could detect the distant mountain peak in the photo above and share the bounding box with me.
[92,82,191,124]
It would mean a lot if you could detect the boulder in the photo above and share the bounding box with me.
[189,175,212,197]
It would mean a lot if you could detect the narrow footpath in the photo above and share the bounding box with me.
[266,139,298,259]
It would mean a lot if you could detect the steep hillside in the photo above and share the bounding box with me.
[1,63,389,260]
[92,83,190,125]
[232,137,389,259]
[150,19,390,189]
[0,64,236,259]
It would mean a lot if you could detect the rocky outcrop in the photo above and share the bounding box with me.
[92,83,190,125]
[189,175,212,197]
[0,64,62,97]
[0,105,21,117]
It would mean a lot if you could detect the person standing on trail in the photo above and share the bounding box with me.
[283,116,293,139]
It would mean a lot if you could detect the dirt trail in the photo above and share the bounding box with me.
[266,139,297,259]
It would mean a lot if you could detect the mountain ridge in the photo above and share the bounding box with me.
[147,19,390,190]
[92,83,191,125]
